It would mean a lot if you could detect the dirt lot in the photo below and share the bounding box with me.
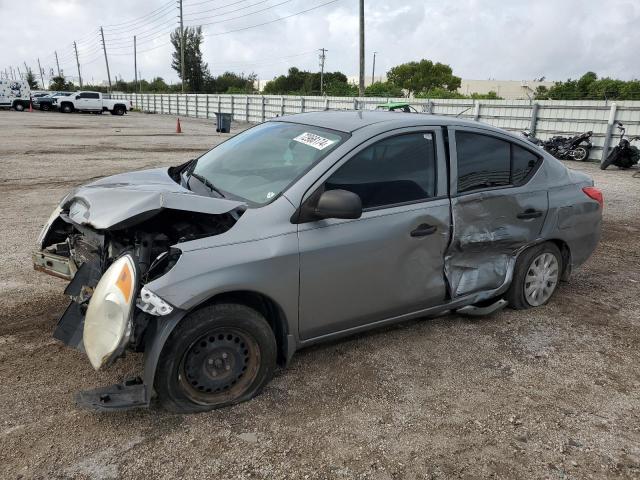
[0,110,639,480]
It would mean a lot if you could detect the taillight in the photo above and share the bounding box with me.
[582,186,603,209]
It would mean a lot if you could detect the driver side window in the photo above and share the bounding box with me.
[325,133,437,210]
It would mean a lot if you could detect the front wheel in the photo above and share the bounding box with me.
[60,104,73,113]
[601,148,621,170]
[41,103,51,111]
[506,242,562,310]
[154,303,277,413]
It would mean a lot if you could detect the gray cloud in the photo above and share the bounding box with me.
[1,0,638,87]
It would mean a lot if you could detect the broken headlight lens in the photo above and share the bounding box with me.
[83,254,137,370]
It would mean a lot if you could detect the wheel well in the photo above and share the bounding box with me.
[547,239,572,281]
[194,291,290,366]
[114,103,126,110]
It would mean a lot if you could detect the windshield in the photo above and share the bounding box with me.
[190,121,347,205]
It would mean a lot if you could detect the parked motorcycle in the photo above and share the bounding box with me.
[600,122,640,170]
[522,130,593,161]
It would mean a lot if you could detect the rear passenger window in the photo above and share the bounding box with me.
[456,132,540,193]
[456,132,510,192]
[326,133,437,209]
[511,144,539,184]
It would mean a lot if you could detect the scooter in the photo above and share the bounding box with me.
[601,122,640,170]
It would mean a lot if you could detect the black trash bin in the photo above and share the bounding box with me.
[215,112,232,133]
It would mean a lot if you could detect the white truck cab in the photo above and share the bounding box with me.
[58,91,131,115]
[0,80,32,111]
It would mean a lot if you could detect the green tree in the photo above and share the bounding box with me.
[49,75,75,91]
[25,68,39,89]
[415,87,465,99]
[170,26,209,92]
[364,81,403,97]
[387,59,461,96]
[210,71,257,93]
[262,67,353,95]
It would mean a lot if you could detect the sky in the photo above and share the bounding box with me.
[1,0,639,87]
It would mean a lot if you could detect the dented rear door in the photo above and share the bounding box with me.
[445,126,548,297]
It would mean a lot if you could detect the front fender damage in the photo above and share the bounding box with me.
[35,177,245,410]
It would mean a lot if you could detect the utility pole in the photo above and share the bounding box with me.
[358,0,365,96]
[37,58,45,89]
[371,51,377,85]
[73,41,83,88]
[179,0,185,93]
[134,35,138,93]
[100,27,112,91]
[54,51,61,77]
[319,48,327,96]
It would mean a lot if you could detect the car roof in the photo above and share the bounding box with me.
[272,110,496,134]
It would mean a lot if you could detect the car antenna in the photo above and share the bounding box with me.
[456,107,472,118]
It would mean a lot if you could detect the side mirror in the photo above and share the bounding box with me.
[315,189,362,220]
[76,95,81,100]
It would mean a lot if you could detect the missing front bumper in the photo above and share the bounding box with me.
[32,250,76,280]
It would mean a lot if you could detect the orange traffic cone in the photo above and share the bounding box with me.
[176,118,182,134]
[29,101,33,112]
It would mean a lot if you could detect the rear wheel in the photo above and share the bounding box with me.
[155,303,277,413]
[14,102,25,112]
[506,242,562,310]
[573,146,589,161]
[113,105,125,116]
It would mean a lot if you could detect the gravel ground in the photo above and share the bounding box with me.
[0,110,639,480]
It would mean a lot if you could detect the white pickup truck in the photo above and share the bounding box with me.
[57,91,132,115]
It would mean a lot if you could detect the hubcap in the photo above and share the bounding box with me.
[179,328,260,405]
[524,252,559,306]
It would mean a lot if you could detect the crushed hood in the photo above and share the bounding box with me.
[62,168,245,230]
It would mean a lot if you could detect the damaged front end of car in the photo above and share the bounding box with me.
[33,168,246,410]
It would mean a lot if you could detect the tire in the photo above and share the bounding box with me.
[154,303,277,413]
[573,146,589,161]
[113,105,125,116]
[60,103,73,114]
[506,242,562,310]
[41,104,50,111]
[601,148,621,170]
[14,102,25,112]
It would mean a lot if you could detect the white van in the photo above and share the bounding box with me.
[0,80,32,111]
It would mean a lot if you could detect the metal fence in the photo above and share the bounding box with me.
[112,93,640,162]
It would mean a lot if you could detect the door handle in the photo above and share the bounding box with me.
[517,209,543,219]
[410,224,437,237]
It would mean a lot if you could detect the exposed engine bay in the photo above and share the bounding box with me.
[36,205,241,359]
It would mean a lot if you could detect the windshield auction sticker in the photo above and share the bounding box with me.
[293,132,336,150]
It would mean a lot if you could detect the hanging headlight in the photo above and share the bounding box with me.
[83,255,137,370]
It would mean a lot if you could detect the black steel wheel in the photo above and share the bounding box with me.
[155,303,277,413]
[41,103,51,111]
[180,327,261,404]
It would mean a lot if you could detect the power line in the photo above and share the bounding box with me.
[102,0,175,28]
[190,0,294,27]
[184,0,267,18]
[201,0,344,37]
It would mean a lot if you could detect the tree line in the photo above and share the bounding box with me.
[38,27,640,101]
